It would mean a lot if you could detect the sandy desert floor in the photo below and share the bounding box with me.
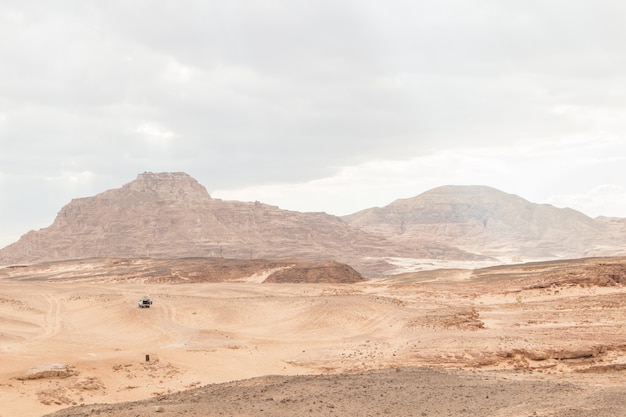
[1,257,626,416]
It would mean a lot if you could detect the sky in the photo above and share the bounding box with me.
[1,0,626,247]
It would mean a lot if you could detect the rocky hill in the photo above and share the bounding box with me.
[0,257,366,284]
[2,175,624,275]
[0,173,477,276]
[342,185,626,262]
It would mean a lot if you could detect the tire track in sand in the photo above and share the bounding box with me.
[158,300,193,348]
[34,294,63,340]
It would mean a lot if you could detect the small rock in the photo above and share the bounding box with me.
[17,363,76,380]
[154,405,165,412]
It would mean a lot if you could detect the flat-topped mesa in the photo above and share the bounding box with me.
[121,172,212,202]
[2,172,425,273]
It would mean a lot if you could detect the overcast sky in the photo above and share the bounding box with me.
[1,1,626,247]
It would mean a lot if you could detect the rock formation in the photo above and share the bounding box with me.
[0,257,366,284]
[2,175,624,275]
[0,173,475,276]
[18,364,76,380]
[342,185,626,262]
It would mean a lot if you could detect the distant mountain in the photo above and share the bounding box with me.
[0,173,478,276]
[3,175,623,276]
[342,185,625,261]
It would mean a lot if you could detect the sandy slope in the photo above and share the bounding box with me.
[1,258,626,416]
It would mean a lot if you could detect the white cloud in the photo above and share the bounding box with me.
[161,59,195,84]
[0,170,102,247]
[2,1,626,246]
[213,138,626,217]
[212,150,507,215]
[134,123,176,146]
[44,170,95,184]
[546,185,626,218]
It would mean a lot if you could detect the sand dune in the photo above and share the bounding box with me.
[1,258,626,416]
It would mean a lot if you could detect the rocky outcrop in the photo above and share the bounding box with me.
[264,261,364,284]
[17,364,76,380]
[0,257,365,284]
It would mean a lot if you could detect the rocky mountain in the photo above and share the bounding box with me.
[342,185,626,262]
[0,173,478,276]
[3,175,624,276]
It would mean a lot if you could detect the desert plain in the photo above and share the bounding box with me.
[1,257,626,416]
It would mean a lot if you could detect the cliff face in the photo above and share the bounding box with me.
[1,172,219,261]
[0,172,474,276]
[4,174,622,275]
[343,185,625,261]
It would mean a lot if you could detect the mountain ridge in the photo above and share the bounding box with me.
[1,174,624,275]
[0,172,480,276]
[342,184,622,260]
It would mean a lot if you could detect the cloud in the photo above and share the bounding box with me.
[45,170,95,185]
[134,123,176,146]
[212,138,626,217]
[0,169,103,247]
[546,185,626,219]
[1,1,626,245]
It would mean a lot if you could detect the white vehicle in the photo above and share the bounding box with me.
[138,296,153,308]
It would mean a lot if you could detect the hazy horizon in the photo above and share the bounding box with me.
[2,1,625,246]
[1,171,624,249]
